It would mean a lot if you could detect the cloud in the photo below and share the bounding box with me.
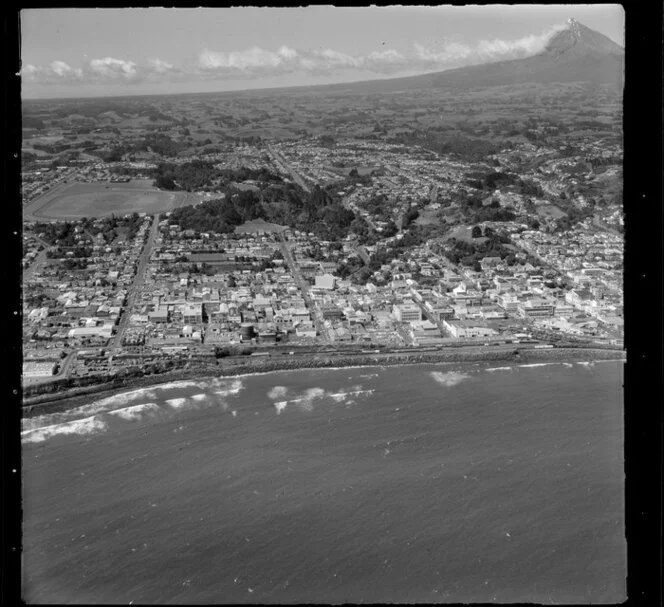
[413,23,568,67]
[21,60,83,83]
[89,57,139,81]
[21,24,569,87]
[197,46,287,73]
[148,58,175,74]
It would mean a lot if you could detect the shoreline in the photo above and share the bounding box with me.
[21,346,625,418]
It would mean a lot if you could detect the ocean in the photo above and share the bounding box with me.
[22,360,626,604]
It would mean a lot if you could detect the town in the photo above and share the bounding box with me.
[21,85,623,394]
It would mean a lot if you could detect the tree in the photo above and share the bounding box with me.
[383,221,398,238]
[471,225,483,238]
[155,174,176,190]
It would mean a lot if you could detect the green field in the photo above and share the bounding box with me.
[23,180,200,220]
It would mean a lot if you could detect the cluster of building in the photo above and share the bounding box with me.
[22,216,153,380]
[272,140,471,226]
[21,126,624,385]
[513,225,623,332]
[21,165,81,206]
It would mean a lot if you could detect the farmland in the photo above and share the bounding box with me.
[23,180,202,221]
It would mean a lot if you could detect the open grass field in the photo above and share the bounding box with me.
[444,224,488,244]
[23,180,201,221]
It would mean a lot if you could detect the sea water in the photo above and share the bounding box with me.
[22,360,625,603]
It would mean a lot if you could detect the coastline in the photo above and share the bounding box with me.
[21,346,624,418]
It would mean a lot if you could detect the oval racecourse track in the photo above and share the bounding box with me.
[23,180,201,221]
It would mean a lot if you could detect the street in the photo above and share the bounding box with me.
[277,233,331,342]
[110,214,161,349]
[266,144,311,194]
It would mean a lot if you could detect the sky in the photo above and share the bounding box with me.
[20,5,624,99]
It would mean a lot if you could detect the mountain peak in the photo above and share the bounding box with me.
[543,19,623,57]
[567,17,581,40]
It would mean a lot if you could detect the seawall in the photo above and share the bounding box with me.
[21,346,624,418]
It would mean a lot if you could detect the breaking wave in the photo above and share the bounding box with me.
[107,403,160,421]
[267,386,289,400]
[212,379,244,396]
[486,366,513,372]
[273,386,375,414]
[23,377,247,443]
[430,371,471,387]
[165,397,189,409]
[22,415,108,444]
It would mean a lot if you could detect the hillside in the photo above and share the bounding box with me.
[319,19,623,95]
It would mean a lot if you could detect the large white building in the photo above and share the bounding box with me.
[182,303,203,324]
[314,274,336,290]
[392,302,422,323]
[443,319,498,339]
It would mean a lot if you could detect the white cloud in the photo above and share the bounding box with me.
[21,60,83,83]
[148,58,175,74]
[21,23,569,88]
[88,57,139,81]
[50,60,83,79]
[197,46,286,72]
[277,45,298,60]
[413,23,569,68]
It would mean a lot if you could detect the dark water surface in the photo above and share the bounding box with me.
[22,360,625,604]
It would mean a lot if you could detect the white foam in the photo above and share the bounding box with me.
[518,363,555,368]
[274,387,374,412]
[328,389,374,402]
[486,366,512,372]
[90,387,158,410]
[22,415,108,443]
[165,397,189,409]
[150,380,204,391]
[190,393,208,402]
[107,402,160,421]
[30,386,158,426]
[231,410,237,417]
[267,386,288,400]
[562,362,574,367]
[303,387,326,400]
[212,379,244,396]
[430,371,470,387]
